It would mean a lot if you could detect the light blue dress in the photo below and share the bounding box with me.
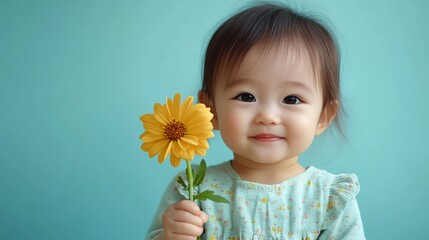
[147,161,365,240]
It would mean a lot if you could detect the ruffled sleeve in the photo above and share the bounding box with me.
[319,174,366,240]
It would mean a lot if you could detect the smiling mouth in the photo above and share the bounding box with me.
[250,134,284,142]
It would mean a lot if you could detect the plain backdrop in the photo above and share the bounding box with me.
[1,0,428,239]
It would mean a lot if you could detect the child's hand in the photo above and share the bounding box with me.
[161,200,208,240]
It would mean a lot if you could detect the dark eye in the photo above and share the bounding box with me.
[283,96,302,104]
[234,93,256,102]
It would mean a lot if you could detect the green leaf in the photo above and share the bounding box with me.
[205,194,230,204]
[194,159,207,187]
[194,190,214,200]
[176,176,188,190]
[194,190,230,204]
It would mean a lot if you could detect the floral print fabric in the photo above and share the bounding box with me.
[147,161,365,240]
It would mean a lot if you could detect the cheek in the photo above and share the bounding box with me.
[218,107,243,132]
[285,112,319,144]
[291,115,317,131]
[217,107,247,146]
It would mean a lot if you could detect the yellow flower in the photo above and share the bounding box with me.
[140,93,215,167]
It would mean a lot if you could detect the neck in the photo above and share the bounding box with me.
[231,156,305,184]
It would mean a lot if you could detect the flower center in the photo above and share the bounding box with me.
[164,120,186,141]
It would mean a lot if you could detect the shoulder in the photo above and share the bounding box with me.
[308,167,362,228]
[201,161,237,189]
[329,173,360,200]
[308,166,360,200]
[313,168,364,235]
[206,161,237,178]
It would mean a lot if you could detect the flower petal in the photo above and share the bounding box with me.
[177,139,189,151]
[165,97,172,116]
[166,95,179,120]
[179,95,193,121]
[182,147,195,161]
[184,110,213,127]
[142,119,165,135]
[142,132,166,143]
[140,114,156,124]
[186,125,214,134]
[144,126,165,135]
[172,141,184,158]
[140,131,148,140]
[158,141,173,164]
[195,147,207,156]
[147,139,170,158]
[153,103,170,125]
[170,153,181,167]
[187,132,215,139]
[181,104,201,123]
[173,93,182,120]
[196,139,209,149]
[141,141,156,152]
[181,135,199,146]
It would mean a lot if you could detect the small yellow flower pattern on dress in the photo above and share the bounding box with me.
[271,226,283,234]
[275,186,283,196]
[328,199,335,210]
[277,204,291,211]
[261,197,268,204]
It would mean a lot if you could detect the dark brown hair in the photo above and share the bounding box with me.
[201,3,343,132]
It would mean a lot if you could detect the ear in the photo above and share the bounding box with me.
[315,100,339,136]
[198,90,219,130]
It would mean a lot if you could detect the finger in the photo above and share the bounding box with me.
[169,221,204,237]
[171,209,205,227]
[164,231,201,240]
[199,211,209,223]
[174,200,202,216]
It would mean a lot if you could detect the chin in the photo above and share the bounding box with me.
[247,155,288,164]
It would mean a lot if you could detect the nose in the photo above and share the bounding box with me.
[254,106,281,125]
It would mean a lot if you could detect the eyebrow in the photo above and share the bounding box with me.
[285,81,316,94]
[224,78,249,89]
[225,78,317,95]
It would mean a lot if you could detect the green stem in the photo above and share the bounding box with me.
[186,160,194,201]
[186,160,202,240]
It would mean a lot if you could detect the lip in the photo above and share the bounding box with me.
[249,133,284,142]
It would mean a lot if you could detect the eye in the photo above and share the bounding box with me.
[234,92,256,102]
[283,96,302,104]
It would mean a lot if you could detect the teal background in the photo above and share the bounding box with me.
[1,0,428,239]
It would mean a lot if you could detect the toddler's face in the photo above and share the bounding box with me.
[211,44,329,166]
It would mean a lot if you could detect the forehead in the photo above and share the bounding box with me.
[221,41,321,91]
